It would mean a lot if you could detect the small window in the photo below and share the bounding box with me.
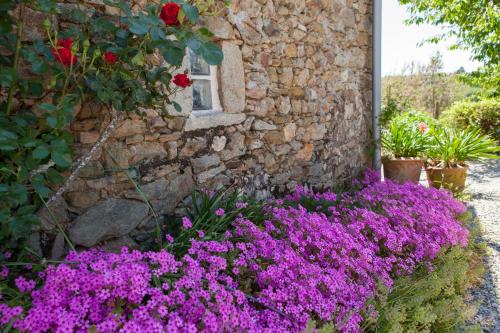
[188,49,222,113]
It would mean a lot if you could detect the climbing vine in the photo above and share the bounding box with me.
[0,0,225,254]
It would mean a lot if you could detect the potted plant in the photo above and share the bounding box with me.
[381,115,430,184]
[426,127,499,191]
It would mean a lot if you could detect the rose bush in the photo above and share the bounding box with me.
[0,0,225,256]
[0,173,471,332]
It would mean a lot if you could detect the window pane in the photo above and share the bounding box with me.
[189,49,210,75]
[192,79,212,110]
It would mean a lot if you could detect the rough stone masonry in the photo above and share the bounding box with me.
[25,0,374,254]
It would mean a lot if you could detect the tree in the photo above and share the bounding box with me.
[399,0,500,95]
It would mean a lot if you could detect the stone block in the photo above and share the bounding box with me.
[197,165,226,183]
[68,199,149,247]
[191,154,221,174]
[112,119,146,138]
[253,119,277,131]
[221,42,246,113]
[211,136,227,152]
[184,113,246,131]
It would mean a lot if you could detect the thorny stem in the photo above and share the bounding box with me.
[6,4,26,116]
[46,106,121,207]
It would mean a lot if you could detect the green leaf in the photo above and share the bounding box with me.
[50,138,68,153]
[0,67,15,87]
[200,42,223,65]
[0,141,17,151]
[197,28,214,39]
[10,216,34,240]
[33,183,51,198]
[93,17,117,33]
[172,101,182,112]
[51,151,71,168]
[187,37,203,53]
[32,144,50,159]
[0,129,18,141]
[46,168,64,184]
[37,0,57,12]
[131,51,145,66]
[0,16,13,33]
[150,27,166,41]
[182,4,199,23]
[162,47,184,66]
[39,103,57,112]
[46,115,58,128]
[129,19,149,35]
[31,58,48,74]
[9,184,28,205]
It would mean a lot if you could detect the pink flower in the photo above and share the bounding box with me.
[418,122,428,133]
[181,217,192,229]
[236,202,248,209]
[0,266,8,278]
[215,208,225,216]
[165,234,174,244]
[197,230,205,238]
[14,277,35,293]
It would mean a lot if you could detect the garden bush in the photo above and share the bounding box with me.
[0,173,478,333]
[440,98,500,139]
[0,0,224,256]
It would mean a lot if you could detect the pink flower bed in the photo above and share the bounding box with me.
[0,175,469,333]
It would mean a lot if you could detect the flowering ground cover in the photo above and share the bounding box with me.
[0,172,473,332]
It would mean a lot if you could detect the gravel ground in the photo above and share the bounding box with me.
[466,160,500,332]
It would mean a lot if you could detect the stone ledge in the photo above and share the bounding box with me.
[184,112,246,131]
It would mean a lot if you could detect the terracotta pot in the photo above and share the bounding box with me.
[382,159,423,184]
[426,166,468,191]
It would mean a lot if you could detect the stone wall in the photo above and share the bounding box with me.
[28,0,373,255]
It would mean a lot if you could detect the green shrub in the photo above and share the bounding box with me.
[381,113,431,158]
[427,127,500,168]
[440,98,500,139]
[166,188,266,257]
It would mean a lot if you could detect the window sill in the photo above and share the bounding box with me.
[184,111,246,131]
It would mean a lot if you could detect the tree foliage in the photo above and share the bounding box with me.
[399,0,500,95]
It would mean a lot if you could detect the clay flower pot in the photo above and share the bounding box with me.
[426,165,468,191]
[382,158,423,184]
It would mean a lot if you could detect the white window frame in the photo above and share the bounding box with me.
[188,51,223,115]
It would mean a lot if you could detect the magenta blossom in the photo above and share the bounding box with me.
[182,217,192,229]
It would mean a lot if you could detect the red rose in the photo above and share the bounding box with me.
[52,47,77,67]
[104,51,118,64]
[52,37,77,67]
[172,73,192,88]
[57,38,73,49]
[160,3,180,26]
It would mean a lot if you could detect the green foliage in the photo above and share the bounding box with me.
[399,0,499,94]
[427,127,500,167]
[380,96,407,128]
[0,0,224,255]
[381,113,431,158]
[168,188,265,256]
[364,216,485,333]
[440,98,500,139]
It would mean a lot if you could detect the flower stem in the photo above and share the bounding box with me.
[6,4,26,116]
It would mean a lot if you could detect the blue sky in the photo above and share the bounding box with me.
[382,0,482,76]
